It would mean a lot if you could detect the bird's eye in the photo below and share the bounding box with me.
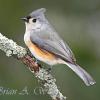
[32,19,37,23]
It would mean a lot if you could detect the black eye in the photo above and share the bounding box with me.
[32,19,37,23]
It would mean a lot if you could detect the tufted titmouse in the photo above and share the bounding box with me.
[22,8,96,86]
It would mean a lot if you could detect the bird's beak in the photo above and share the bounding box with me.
[21,17,28,22]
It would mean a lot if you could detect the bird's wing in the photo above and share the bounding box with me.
[30,28,76,63]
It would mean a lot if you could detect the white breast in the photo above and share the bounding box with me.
[24,31,31,45]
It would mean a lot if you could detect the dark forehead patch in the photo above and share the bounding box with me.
[25,16,32,22]
[26,16,31,19]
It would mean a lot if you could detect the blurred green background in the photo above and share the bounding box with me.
[0,0,100,100]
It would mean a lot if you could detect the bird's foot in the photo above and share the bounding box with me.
[34,59,42,68]
[27,49,34,58]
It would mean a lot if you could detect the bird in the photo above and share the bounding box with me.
[21,8,96,86]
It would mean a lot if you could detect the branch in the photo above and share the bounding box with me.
[0,33,66,100]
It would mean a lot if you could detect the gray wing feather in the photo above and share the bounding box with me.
[30,27,76,63]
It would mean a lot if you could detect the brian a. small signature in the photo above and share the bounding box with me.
[0,86,45,96]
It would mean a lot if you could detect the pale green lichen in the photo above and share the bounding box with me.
[0,33,66,100]
[0,33,27,58]
[35,68,66,100]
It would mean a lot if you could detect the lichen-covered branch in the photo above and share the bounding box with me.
[0,33,66,100]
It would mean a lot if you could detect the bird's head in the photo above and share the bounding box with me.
[21,8,48,31]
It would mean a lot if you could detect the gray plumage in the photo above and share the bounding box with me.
[24,8,96,86]
[30,8,46,17]
[30,8,76,63]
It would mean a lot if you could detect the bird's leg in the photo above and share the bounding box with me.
[27,49,34,58]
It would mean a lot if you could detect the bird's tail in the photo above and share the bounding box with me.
[63,61,96,86]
